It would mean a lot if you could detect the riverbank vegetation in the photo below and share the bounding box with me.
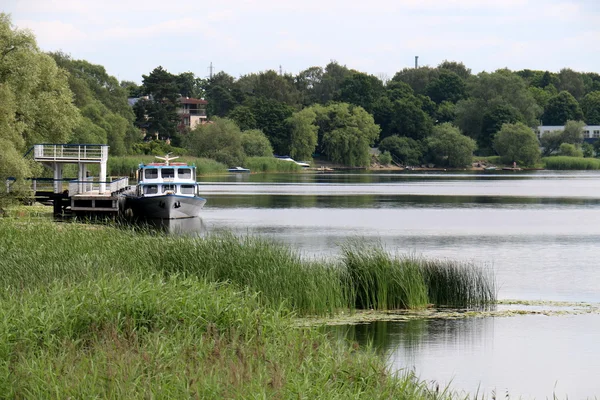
[0,217,495,397]
[5,12,600,187]
[543,156,600,170]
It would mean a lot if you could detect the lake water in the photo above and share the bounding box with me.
[192,171,600,398]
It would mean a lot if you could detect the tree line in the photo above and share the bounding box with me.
[3,11,600,189]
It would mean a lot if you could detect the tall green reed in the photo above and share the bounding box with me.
[543,156,600,170]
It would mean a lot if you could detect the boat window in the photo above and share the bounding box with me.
[161,168,175,178]
[162,184,175,193]
[143,185,158,194]
[144,169,158,179]
[178,168,192,179]
[180,185,195,194]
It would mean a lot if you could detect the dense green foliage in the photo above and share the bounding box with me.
[240,129,273,157]
[539,120,584,156]
[378,136,424,166]
[4,219,465,399]
[6,11,600,178]
[0,14,79,191]
[426,123,477,167]
[185,118,246,167]
[559,143,583,157]
[50,52,140,155]
[494,123,541,166]
[310,103,381,167]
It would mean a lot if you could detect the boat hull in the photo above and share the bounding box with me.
[125,194,206,219]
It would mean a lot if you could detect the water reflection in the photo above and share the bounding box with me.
[331,315,600,399]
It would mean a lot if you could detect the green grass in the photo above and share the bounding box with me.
[0,218,484,398]
[342,242,496,310]
[244,157,304,173]
[543,156,600,170]
[0,220,495,314]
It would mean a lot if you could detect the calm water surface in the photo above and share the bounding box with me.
[190,171,600,398]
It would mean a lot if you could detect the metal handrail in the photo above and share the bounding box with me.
[33,144,109,162]
[68,177,129,195]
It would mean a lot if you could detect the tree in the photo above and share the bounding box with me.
[581,91,600,125]
[539,121,583,157]
[205,72,242,117]
[120,80,143,97]
[378,135,424,166]
[240,129,273,157]
[336,72,384,113]
[295,66,324,106]
[51,52,140,153]
[426,123,476,167]
[249,97,294,155]
[557,68,585,100]
[311,103,380,166]
[438,60,472,81]
[237,70,300,106]
[0,13,79,191]
[436,101,457,124]
[391,67,439,95]
[480,103,520,151]
[317,61,353,103]
[286,108,318,160]
[528,85,557,109]
[542,91,584,125]
[455,69,541,153]
[175,71,205,98]
[185,118,245,167]
[425,70,467,104]
[228,105,257,131]
[561,120,585,144]
[134,66,181,140]
[387,98,433,141]
[493,122,541,166]
[539,131,563,156]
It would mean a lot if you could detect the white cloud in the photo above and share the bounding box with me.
[13,19,88,46]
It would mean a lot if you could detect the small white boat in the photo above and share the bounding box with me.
[125,155,206,219]
[228,166,250,173]
[274,155,310,168]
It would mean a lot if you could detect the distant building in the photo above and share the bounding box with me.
[127,96,209,137]
[177,97,208,131]
[537,125,600,143]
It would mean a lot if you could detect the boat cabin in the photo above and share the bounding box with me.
[137,162,198,197]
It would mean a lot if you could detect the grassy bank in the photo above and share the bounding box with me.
[543,156,600,170]
[0,220,495,313]
[0,219,490,398]
[0,272,436,398]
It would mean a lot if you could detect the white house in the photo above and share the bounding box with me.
[537,125,600,142]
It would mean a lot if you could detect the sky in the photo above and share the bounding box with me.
[3,0,600,83]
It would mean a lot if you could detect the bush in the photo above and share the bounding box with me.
[559,143,583,157]
[378,151,392,166]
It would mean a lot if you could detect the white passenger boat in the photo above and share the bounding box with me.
[125,155,206,219]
